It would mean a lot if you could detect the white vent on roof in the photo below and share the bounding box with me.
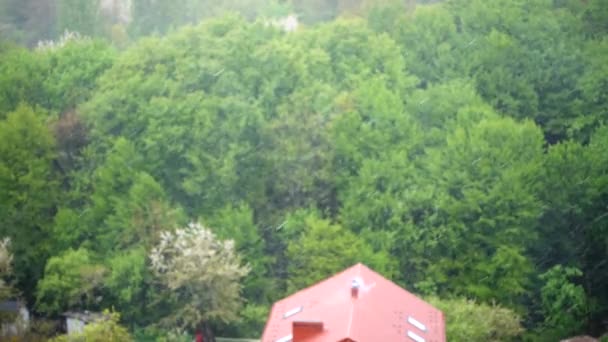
[407,330,426,342]
[408,316,427,332]
[275,334,293,342]
[283,306,303,319]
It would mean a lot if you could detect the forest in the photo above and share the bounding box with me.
[0,0,607,341]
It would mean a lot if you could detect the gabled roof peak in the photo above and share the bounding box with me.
[261,263,446,342]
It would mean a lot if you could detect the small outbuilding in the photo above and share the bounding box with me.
[0,300,30,337]
[63,311,106,335]
[261,263,446,342]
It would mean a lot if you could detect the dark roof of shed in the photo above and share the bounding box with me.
[0,301,22,312]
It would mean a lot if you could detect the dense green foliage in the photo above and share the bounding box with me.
[429,296,523,341]
[49,311,133,342]
[0,0,607,340]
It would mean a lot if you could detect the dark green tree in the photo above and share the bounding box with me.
[56,0,102,37]
[0,0,56,45]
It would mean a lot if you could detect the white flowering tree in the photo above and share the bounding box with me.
[0,238,14,323]
[36,30,87,51]
[0,238,12,299]
[149,222,249,341]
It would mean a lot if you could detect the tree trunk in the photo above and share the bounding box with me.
[200,321,215,342]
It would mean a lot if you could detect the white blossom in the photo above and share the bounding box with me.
[36,30,89,51]
[149,222,249,328]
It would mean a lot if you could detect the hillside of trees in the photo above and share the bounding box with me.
[1,0,607,341]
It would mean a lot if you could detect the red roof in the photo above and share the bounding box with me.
[261,263,446,342]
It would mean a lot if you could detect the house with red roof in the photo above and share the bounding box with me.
[261,263,446,342]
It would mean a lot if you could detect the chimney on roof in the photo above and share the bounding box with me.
[293,320,323,341]
[351,279,360,298]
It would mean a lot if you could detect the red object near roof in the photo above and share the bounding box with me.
[261,263,446,342]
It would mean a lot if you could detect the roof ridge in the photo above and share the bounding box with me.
[344,263,363,339]
[280,263,368,301]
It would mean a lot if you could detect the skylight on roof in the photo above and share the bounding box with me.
[275,334,293,342]
[282,306,303,319]
[408,316,427,332]
[407,330,426,342]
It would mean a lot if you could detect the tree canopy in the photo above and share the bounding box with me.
[0,0,607,340]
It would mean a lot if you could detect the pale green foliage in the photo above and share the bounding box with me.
[405,80,495,136]
[0,104,58,297]
[36,248,106,315]
[0,39,114,113]
[285,211,396,292]
[149,222,249,329]
[49,311,133,342]
[429,296,523,341]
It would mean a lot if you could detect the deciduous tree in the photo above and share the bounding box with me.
[149,222,249,341]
